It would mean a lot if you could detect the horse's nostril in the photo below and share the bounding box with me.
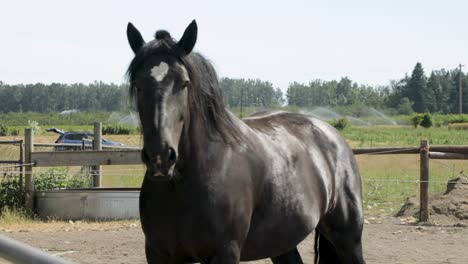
[168,147,177,164]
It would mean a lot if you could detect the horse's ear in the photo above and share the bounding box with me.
[127,22,145,54]
[176,20,197,56]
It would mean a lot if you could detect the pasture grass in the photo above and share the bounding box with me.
[0,112,112,126]
[343,125,468,147]
[347,125,468,214]
[101,165,145,187]
[357,154,466,214]
[5,125,94,136]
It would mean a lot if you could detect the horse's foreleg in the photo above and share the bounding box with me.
[145,242,167,264]
[208,241,241,264]
[145,242,186,264]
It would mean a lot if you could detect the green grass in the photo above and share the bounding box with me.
[3,125,94,136]
[101,165,145,187]
[342,125,468,148]
[356,154,462,214]
[343,124,468,214]
[0,112,113,126]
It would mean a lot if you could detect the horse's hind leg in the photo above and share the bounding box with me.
[317,190,366,263]
[314,230,340,263]
[271,247,303,264]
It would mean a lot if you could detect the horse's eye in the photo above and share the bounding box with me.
[183,81,190,88]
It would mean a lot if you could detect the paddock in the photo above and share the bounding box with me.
[1,216,467,264]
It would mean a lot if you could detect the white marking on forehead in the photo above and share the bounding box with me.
[150,62,169,82]
[154,81,174,128]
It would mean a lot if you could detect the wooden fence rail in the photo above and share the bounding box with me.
[31,150,142,167]
[33,143,141,150]
[353,145,468,155]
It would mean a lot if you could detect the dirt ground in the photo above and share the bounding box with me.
[1,215,467,264]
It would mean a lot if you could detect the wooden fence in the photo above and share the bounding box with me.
[23,123,142,210]
[353,140,468,222]
[12,125,468,222]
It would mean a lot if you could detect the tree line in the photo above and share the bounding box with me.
[384,63,468,114]
[0,63,466,114]
[0,78,285,113]
[286,63,467,114]
[0,81,128,113]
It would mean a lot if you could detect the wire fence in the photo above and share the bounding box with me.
[355,149,468,214]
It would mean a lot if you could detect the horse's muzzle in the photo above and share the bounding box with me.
[142,146,178,179]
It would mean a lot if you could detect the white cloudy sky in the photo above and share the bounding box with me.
[1,0,467,91]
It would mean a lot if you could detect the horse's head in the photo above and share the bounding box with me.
[126,20,197,179]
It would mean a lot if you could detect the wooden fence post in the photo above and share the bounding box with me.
[419,139,429,222]
[24,129,34,211]
[19,140,24,206]
[92,122,102,187]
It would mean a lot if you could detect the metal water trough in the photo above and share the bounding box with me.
[35,188,140,220]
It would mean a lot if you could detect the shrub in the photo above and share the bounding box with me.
[27,120,41,134]
[0,167,92,211]
[420,113,433,128]
[330,118,349,130]
[102,124,136,135]
[411,114,424,128]
[0,177,23,210]
[34,167,92,191]
[9,128,19,136]
[0,124,7,136]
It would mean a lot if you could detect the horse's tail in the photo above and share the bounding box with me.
[314,230,340,264]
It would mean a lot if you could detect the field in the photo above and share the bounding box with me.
[343,125,468,147]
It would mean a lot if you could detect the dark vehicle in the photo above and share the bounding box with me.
[47,128,124,150]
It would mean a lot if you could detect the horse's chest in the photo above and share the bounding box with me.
[139,189,230,247]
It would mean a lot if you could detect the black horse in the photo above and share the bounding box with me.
[126,20,365,264]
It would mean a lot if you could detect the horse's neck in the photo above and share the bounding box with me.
[180,109,246,161]
[177,115,212,167]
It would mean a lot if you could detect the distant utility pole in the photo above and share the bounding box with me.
[459,63,464,114]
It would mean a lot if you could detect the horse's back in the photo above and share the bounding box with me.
[243,110,351,157]
[245,110,361,200]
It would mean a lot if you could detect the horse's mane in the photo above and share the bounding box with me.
[126,31,242,144]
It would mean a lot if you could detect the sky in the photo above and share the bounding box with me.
[1,0,467,91]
